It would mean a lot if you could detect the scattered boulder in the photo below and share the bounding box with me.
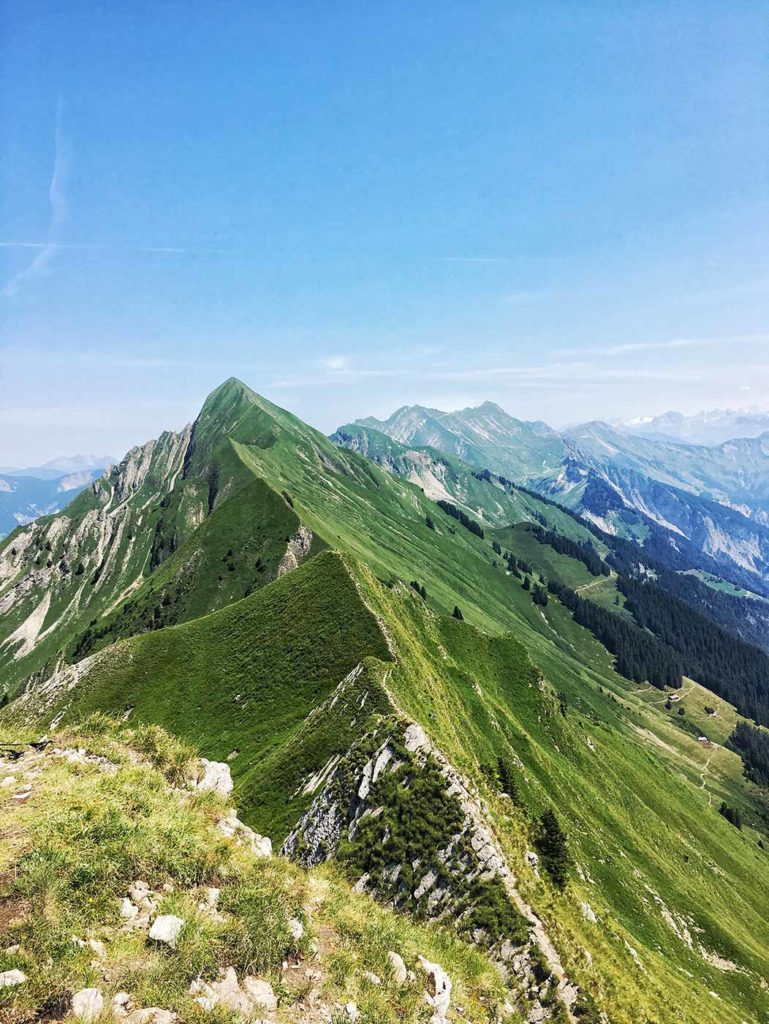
[287,916,304,940]
[0,969,27,988]
[345,1002,360,1020]
[191,968,277,1015]
[196,759,233,796]
[387,951,408,985]
[112,993,133,1016]
[216,809,272,858]
[362,970,382,985]
[71,987,104,1021]
[580,901,597,924]
[418,957,452,1024]
[120,897,139,920]
[242,976,278,1010]
[126,1010,177,1024]
[148,914,184,948]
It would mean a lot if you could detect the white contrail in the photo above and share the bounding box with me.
[2,96,69,298]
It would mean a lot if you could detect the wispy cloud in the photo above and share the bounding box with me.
[2,97,69,298]
[556,333,769,359]
[0,241,237,256]
[270,358,706,390]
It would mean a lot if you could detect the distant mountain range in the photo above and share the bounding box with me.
[614,407,769,445]
[0,455,114,537]
[336,403,769,594]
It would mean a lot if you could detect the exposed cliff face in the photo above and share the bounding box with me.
[0,427,194,685]
[283,716,578,1023]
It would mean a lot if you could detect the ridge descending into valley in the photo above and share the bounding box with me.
[338,403,769,596]
[2,378,769,1024]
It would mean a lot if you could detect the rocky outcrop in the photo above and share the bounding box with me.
[283,717,578,1022]
[278,524,313,576]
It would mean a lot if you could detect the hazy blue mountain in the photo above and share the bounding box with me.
[615,408,769,445]
[0,458,113,537]
[338,403,769,591]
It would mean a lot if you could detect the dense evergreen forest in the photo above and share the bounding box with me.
[653,570,769,654]
[618,576,769,726]
[728,721,769,787]
[546,579,683,689]
[436,500,485,538]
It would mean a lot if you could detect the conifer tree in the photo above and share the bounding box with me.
[536,809,571,888]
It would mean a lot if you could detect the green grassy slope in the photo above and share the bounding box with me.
[29,552,393,842]
[352,564,769,1024]
[4,380,769,1023]
[14,539,769,1023]
[0,719,511,1024]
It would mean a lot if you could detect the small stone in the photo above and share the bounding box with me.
[196,759,233,796]
[148,914,184,947]
[71,987,104,1021]
[120,897,139,920]
[3,944,19,955]
[88,938,106,959]
[129,881,150,901]
[418,957,452,1024]
[126,1010,177,1024]
[112,993,132,1018]
[0,969,26,988]
[363,970,381,985]
[249,833,272,858]
[387,951,408,985]
[207,967,251,1013]
[242,976,278,1010]
[345,1002,359,1020]
[580,901,597,924]
[287,917,304,940]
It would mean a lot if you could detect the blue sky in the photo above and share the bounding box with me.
[1,1,768,465]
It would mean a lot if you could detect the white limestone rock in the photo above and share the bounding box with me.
[196,759,233,796]
[387,951,408,985]
[418,957,452,1024]
[0,969,27,988]
[71,987,104,1021]
[148,914,184,947]
[242,976,278,1010]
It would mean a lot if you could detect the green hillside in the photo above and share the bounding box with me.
[3,379,769,1024]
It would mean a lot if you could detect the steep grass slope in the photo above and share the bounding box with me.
[3,380,769,1023]
[9,552,392,843]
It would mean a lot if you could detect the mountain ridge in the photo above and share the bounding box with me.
[3,378,769,1024]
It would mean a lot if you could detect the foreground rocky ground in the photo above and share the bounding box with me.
[0,718,531,1024]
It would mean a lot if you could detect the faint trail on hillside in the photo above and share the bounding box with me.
[699,752,715,807]
[576,572,615,595]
